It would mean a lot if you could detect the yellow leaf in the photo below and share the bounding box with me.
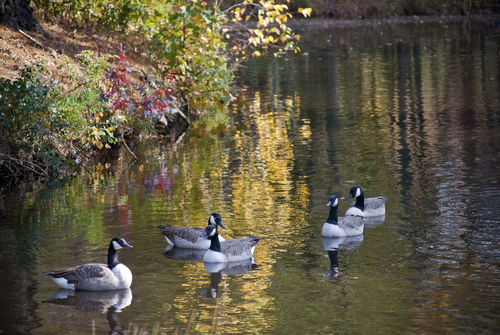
[253,51,261,57]
[299,8,312,17]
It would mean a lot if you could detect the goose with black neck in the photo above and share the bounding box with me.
[42,237,133,291]
[200,224,260,263]
[322,195,364,237]
[343,186,387,218]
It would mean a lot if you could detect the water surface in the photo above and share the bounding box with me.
[1,17,500,334]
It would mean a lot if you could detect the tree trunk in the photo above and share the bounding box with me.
[0,0,39,31]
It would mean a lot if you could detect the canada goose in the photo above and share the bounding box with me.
[42,237,133,291]
[322,195,364,237]
[344,186,387,217]
[158,213,226,249]
[200,224,260,263]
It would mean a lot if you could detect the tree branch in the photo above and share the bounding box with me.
[18,29,58,56]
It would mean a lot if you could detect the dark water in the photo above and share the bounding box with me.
[1,17,500,334]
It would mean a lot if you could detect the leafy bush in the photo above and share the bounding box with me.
[0,52,123,177]
[6,0,311,178]
[33,0,310,110]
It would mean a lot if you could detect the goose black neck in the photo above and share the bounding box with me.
[354,192,365,211]
[326,205,338,225]
[107,243,120,269]
[208,233,221,252]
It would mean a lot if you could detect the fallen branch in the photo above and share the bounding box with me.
[175,123,190,144]
[18,29,58,56]
[0,153,49,177]
[121,133,137,159]
[170,101,191,126]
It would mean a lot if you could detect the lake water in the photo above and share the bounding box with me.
[1,17,500,334]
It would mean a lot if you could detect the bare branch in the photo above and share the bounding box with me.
[18,30,58,56]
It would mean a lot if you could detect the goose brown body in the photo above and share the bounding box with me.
[158,213,226,249]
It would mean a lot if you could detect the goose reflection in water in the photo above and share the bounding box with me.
[43,288,132,334]
[363,215,386,228]
[322,235,365,278]
[163,244,206,262]
[200,259,258,298]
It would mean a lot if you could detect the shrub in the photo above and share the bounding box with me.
[0,52,122,177]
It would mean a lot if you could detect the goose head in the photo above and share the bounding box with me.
[200,224,218,238]
[326,195,339,207]
[111,237,133,250]
[345,186,363,201]
[208,213,226,229]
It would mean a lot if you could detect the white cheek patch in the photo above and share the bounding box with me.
[113,241,122,250]
[210,215,216,225]
[333,198,338,207]
[355,188,361,197]
[209,228,216,237]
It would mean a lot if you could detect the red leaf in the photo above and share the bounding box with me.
[113,100,127,110]
[153,100,166,108]
[118,74,128,85]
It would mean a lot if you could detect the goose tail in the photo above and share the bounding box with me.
[376,196,388,202]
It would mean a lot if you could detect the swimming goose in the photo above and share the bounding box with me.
[200,224,260,263]
[158,213,226,249]
[42,237,133,291]
[344,186,387,217]
[322,195,364,237]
